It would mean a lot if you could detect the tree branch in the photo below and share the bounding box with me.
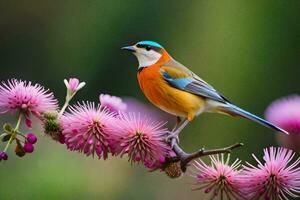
[170,139,243,172]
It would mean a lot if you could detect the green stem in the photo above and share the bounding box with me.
[58,92,76,117]
[14,114,22,132]
[3,114,22,152]
[58,99,70,117]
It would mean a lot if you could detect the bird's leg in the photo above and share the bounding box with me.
[167,117,182,146]
[166,117,182,144]
[166,118,189,147]
[171,117,182,132]
[173,119,189,135]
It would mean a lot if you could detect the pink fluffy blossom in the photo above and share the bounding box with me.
[190,154,244,199]
[60,102,115,159]
[240,147,300,199]
[99,94,127,113]
[265,95,300,134]
[106,113,172,169]
[124,97,175,123]
[0,79,58,117]
[265,95,300,151]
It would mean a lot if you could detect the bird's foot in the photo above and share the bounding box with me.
[165,131,179,148]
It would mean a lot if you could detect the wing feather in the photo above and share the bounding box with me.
[160,60,229,103]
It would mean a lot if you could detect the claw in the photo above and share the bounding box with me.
[165,131,180,148]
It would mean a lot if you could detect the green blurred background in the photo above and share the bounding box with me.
[0,1,299,199]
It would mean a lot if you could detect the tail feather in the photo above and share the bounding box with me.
[225,103,289,134]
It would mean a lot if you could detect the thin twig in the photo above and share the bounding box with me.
[170,138,243,172]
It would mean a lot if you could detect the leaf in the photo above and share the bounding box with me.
[1,134,11,142]
[3,123,13,134]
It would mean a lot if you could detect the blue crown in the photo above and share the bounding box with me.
[137,41,163,48]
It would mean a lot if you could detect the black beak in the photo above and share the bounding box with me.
[121,46,136,52]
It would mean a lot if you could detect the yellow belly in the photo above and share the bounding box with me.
[152,86,205,121]
[138,70,205,121]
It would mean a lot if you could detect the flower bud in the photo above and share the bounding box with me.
[64,78,85,96]
[43,111,61,141]
[43,111,58,120]
[163,161,183,179]
[23,143,34,153]
[15,139,26,157]
[0,151,8,161]
[26,133,37,144]
[25,118,32,128]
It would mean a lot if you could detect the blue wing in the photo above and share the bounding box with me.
[160,60,229,103]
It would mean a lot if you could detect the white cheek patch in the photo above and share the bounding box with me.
[134,50,162,68]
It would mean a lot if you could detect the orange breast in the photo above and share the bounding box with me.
[137,65,205,121]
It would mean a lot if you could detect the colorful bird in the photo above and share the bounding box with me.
[122,41,288,143]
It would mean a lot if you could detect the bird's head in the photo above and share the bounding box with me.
[122,41,170,68]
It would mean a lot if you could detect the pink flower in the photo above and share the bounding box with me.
[60,102,115,159]
[189,154,244,199]
[265,95,300,134]
[99,94,127,113]
[240,147,300,200]
[0,79,58,117]
[64,78,85,93]
[106,113,172,169]
[124,97,175,123]
[265,95,300,151]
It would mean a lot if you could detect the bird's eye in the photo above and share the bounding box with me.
[145,46,151,51]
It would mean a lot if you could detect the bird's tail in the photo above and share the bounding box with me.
[222,103,289,134]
